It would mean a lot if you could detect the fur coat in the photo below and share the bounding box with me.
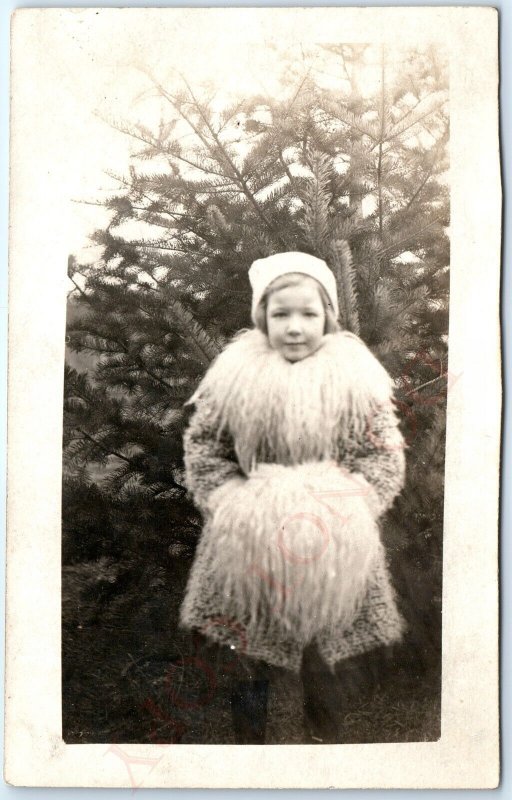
[179,328,406,674]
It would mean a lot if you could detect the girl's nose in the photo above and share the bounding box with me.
[286,316,302,334]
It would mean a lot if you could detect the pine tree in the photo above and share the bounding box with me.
[64,44,449,696]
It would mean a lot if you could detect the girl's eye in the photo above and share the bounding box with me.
[271,312,287,318]
[304,311,318,317]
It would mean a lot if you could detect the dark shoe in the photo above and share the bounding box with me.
[302,696,341,744]
[230,679,269,744]
[301,643,344,743]
[301,643,385,744]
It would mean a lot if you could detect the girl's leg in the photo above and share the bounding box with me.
[229,678,270,744]
[301,642,383,744]
[229,653,272,744]
[301,641,345,743]
[192,631,271,744]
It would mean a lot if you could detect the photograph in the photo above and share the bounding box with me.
[6,6,500,789]
[62,23,448,748]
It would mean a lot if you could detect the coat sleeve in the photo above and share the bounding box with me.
[343,400,406,519]
[183,393,244,517]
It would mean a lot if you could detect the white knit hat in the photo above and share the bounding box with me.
[248,251,339,323]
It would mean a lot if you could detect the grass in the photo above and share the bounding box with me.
[62,552,441,745]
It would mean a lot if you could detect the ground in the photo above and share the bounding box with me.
[62,552,441,745]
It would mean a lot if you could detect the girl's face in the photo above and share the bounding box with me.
[266,278,326,362]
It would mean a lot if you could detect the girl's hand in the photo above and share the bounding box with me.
[348,472,383,518]
[207,475,247,516]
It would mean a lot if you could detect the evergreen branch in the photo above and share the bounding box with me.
[68,273,88,299]
[404,166,436,211]
[328,240,360,334]
[124,289,223,369]
[402,132,448,212]
[104,173,220,247]
[164,295,222,366]
[298,148,331,256]
[125,203,191,218]
[156,76,288,246]
[163,149,231,180]
[371,102,448,151]
[100,115,230,181]
[77,427,133,464]
[217,98,246,133]
[104,172,182,223]
[377,149,384,236]
[282,69,312,117]
[377,216,443,258]
[126,266,223,365]
[393,295,425,319]
[131,355,178,392]
[150,483,187,499]
[377,47,386,239]
[69,308,187,393]
[278,150,298,192]
[406,373,448,398]
[124,242,192,255]
[389,89,437,130]
[317,104,378,142]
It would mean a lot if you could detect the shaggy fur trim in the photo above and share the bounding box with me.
[180,328,406,668]
[187,329,396,475]
[193,461,382,643]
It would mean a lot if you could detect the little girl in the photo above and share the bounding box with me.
[180,251,406,744]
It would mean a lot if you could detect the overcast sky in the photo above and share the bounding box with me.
[41,9,438,272]
[52,10,315,262]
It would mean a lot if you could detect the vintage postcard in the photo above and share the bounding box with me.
[6,6,500,789]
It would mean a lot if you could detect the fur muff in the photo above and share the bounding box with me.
[200,461,383,643]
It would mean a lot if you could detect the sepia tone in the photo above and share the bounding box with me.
[6,7,500,789]
[62,39,448,747]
